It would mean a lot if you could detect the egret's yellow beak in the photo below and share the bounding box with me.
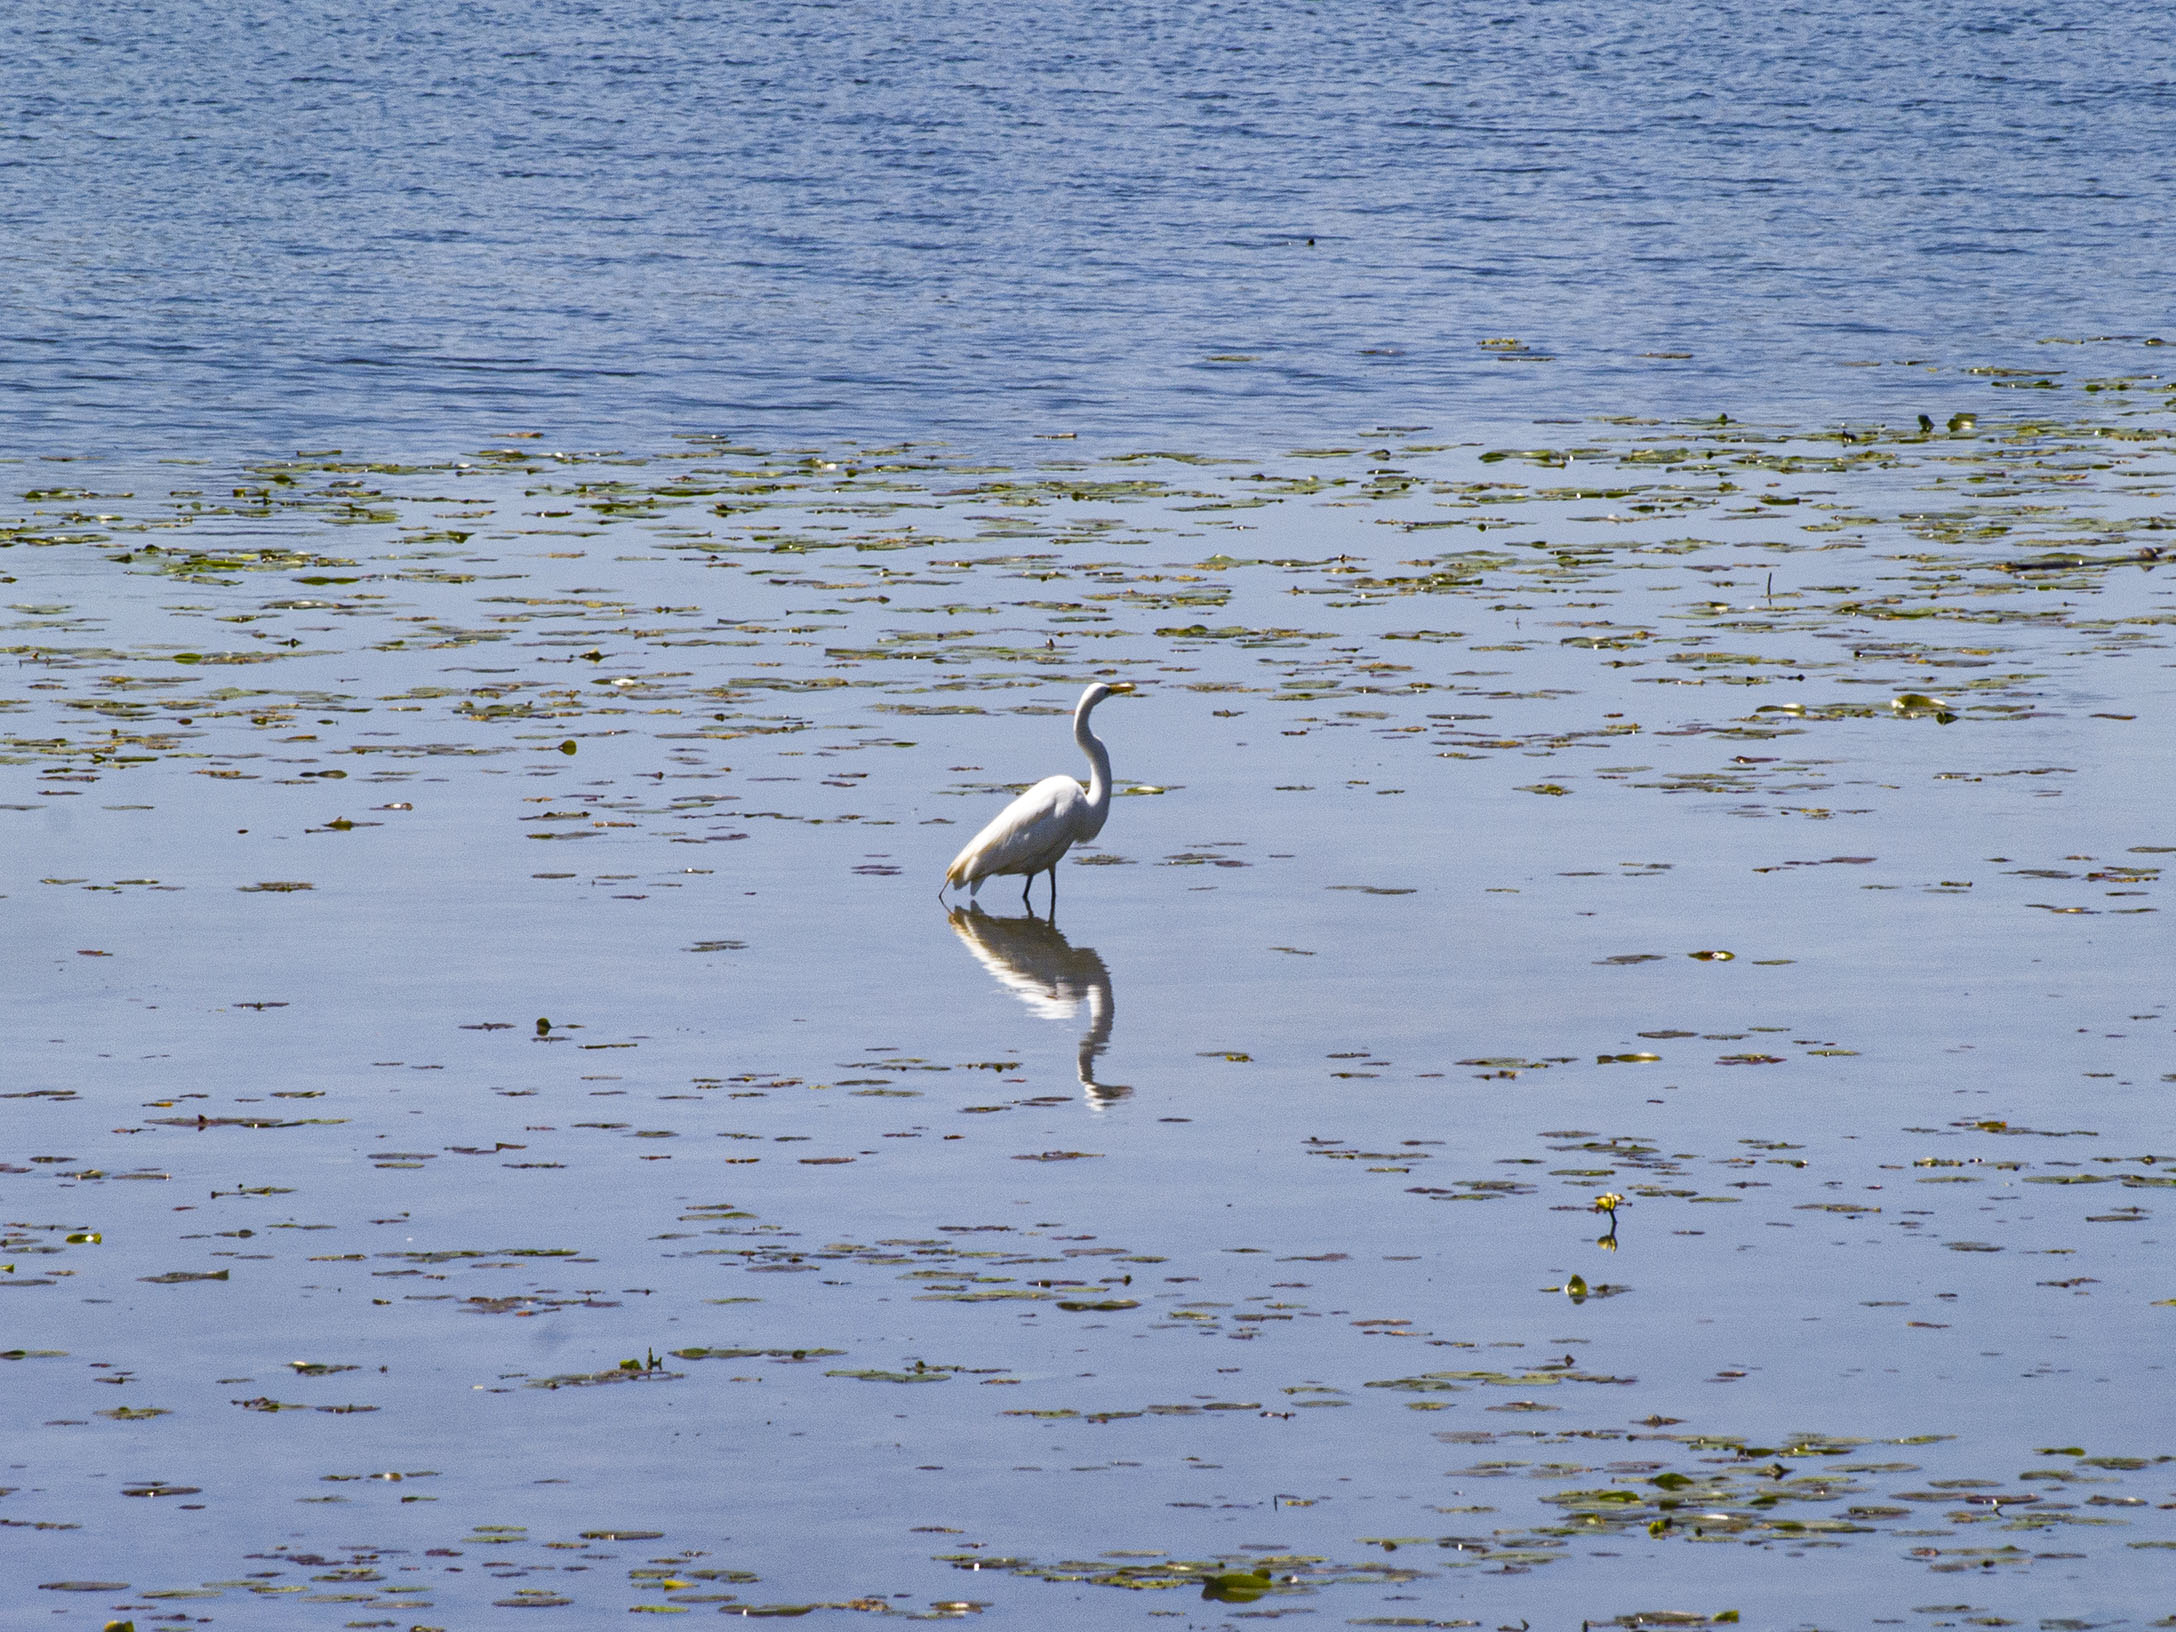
[1108,681,1136,694]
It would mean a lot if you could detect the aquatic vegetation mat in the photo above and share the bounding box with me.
[7,395,2176,1625]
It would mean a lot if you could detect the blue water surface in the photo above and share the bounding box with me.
[9,10,2176,1625]
[5,0,2174,460]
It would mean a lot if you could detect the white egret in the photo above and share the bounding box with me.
[942,681,1135,911]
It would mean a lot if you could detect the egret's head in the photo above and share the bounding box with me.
[1079,679,1135,709]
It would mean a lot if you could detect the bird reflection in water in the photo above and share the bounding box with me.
[944,906,1130,1103]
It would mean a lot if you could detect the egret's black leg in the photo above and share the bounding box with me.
[1021,873,1034,910]
[1047,863,1058,915]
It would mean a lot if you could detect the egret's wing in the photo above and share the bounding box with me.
[946,775,1086,884]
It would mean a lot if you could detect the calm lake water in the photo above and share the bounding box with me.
[6,0,2176,458]
[6,4,2176,1628]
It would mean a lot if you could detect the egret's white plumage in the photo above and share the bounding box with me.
[943,681,1134,910]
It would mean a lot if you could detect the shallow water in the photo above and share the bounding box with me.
[5,402,2176,1624]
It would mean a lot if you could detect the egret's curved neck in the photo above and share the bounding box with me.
[1074,694,1114,832]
